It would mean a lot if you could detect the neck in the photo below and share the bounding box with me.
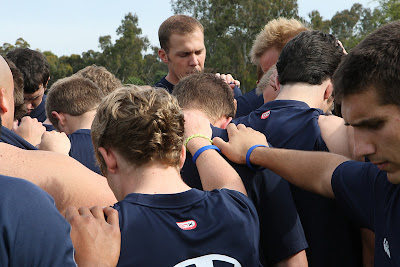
[113,162,191,200]
[275,82,327,110]
[64,109,97,134]
[165,73,179,85]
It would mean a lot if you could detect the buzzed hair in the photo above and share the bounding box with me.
[92,86,185,175]
[172,73,235,122]
[250,18,309,65]
[159,15,204,53]
[74,65,122,95]
[46,76,104,130]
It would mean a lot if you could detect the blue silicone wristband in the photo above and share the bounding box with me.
[246,145,268,171]
[192,145,221,164]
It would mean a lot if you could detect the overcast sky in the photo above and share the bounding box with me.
[0,0,378,57]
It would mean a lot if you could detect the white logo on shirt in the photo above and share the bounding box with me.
[384,238,391,258]
[174,254,241,266]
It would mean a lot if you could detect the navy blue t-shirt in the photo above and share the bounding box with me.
[181,126,308,266]
[235,88,264,118]
[233,100,362,267]
[0,125,37,150]
[155,75,243,98]
[332,161,400,265]
[29,94,47,123]
[69,129,101,174]
[114,188,260,266]
[0,175,75,266]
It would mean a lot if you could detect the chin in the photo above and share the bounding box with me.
[386,172,400,184]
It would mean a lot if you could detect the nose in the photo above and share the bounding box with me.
[25,101,33,110]
[188,54,199,66]
[352,128,376,159]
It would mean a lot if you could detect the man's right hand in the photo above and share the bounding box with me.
[66,206,121,267]
[37,131,71,155]
[12,117,45,146]
[213,124,269,164]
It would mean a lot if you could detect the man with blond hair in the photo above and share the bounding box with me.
[236,17,309,117]
[92,85,260,265]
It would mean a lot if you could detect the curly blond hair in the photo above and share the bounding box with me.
[74,65,122,95]
[92,86,184,174]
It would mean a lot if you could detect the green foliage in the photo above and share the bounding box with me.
[43,51,74,87]
[172,0,299,92]
[0,38,30,56]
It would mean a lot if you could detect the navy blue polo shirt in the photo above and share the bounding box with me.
[0,175,75,266]
[114,188,260,266]
[233,100,362,267]
[0,125,37,150]
[235,88,264,118]
[156,76,243,98]
[29,94,47,123]
[181,126,308,266]
[69,129,101,174]
[155,76,174,93]
[332,161,400,265]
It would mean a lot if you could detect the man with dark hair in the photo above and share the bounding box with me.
[6,48,50,122]
[214,21,400,265]
[46,76,105,173]
[4,58,26,120]
[155,15,241,97]
[92,85,260,266]
[234,30,364,266]
[173,72,308,266]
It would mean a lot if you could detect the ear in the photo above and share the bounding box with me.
[98,147,118,174]
[0,88,9,114]
[220,117,233,130]
[51,111,66,126]
[158,49,169,64]
[179,145,186,170]
[274,73,280,91]
[324,81,334,100]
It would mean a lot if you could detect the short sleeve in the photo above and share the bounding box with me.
[331,161,378,230]
[0,176,76,266]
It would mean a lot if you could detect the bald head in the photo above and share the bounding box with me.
[0,55,15,129]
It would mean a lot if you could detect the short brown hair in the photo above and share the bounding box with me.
[74,65,122,95]
[5,58,26,120]
[250,18,309,65]
[159,15,204,53]
[46,76,104,130]
[172,73,235,122]
[92,86,184,174]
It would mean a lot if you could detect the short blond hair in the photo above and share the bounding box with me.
[92,86,184,175]
[46,76,104,130]
[74,65,122,95]
[250,18,309,65]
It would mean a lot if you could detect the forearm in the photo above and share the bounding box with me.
[187,139,247,195]
[273,250,307,267]
[250,147,347,198]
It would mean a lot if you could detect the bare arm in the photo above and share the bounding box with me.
[213,124,350,198]
[183,110,247,195]
[0,142,117,215]
[318,115,361,160]
[274,250,308,267]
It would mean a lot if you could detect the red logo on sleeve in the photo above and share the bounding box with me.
[261,110,271,119]
[176,220,197,230]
